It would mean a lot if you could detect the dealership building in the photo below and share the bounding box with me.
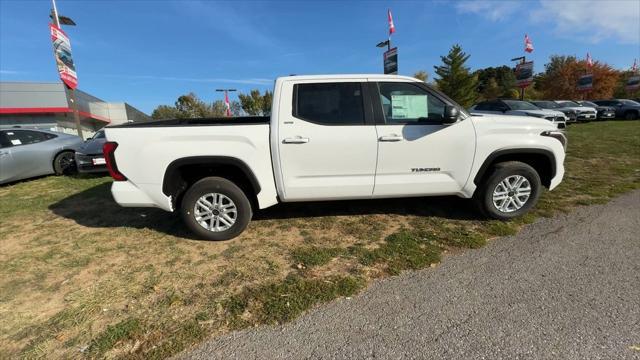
[0,82,150,136]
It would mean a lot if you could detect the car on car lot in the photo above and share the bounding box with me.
[592,99,640,120]
[530,100,597,123]
[576,101,616,120]
[469,99,567,129]
[75,129,108,173]
[0,128,82,184]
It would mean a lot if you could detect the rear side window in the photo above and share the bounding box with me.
[3,130,51,146]
[294,82,365,125]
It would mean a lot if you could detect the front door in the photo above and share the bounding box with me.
[277,80,379,201]
[372,82,476,197]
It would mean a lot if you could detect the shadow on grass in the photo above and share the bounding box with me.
[49,182,483,239]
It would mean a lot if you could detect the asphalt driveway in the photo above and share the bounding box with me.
[180,190,640,360]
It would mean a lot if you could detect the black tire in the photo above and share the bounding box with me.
[475,161,542,220]
[624,111,638,120]
[180,177,252,241]
[53,151,76,175]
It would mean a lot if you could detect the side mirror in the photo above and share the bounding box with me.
[443,105,460,123]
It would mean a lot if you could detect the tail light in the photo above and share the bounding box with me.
[103,142,126,181]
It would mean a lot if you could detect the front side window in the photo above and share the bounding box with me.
[294,82,364,125]
[378,82,446,124]
[3,130,49,146]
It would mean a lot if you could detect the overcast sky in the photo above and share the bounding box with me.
[1,0,639,113]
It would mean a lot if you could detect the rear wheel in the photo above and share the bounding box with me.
[475,161,542,220]
[53,151,76,175]
[180,177,252,241]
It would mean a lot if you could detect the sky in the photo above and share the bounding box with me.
[1,0,639,114]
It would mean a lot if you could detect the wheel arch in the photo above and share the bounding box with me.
[162,156,261,210]
[474,149,556,189]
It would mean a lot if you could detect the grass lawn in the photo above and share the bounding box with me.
[1,121,639,359]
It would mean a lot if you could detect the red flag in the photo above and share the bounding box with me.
[224,91,231,117]
[388,9,395,35]
[524,34,533,53]
[586,52,593,68]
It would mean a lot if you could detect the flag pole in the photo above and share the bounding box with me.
[52,0,82,138]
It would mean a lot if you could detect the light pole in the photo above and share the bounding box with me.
[216,89,236,117]
[50,0,82,138]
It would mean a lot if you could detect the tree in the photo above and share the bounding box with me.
[238,89,273,116]
[474,65,516,99]
[433,44,478,108]
[151,92,242,119]
[536,55,619,100]
[413,70,428,82]
[151,105,180,120]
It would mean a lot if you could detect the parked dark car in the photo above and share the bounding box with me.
[74,129,108,173]
[592,99,640,120]
[576,101,616,120]
[0,128,82,184]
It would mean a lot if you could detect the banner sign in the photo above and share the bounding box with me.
[50,23,77,89]
[515,61,533,88]
[577,74,593,91]
[384,47,398,75]
[626,75,640,91]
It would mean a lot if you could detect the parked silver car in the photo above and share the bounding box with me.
[0,128,83,184]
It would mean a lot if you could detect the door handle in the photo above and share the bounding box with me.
[378,134,403,142]
[282,137,309,144]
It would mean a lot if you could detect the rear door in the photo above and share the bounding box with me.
[276,79,379,200]
[372,81,476,196]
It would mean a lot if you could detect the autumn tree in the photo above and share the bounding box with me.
[434,44,478,107]
[536,55,619,99]
[413,70,428,82]
[613,71,640,99]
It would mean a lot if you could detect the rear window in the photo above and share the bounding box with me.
[294,82,365,125]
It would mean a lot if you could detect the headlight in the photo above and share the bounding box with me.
[541,130,567,150]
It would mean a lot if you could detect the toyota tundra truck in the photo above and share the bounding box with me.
[103,75,566,240]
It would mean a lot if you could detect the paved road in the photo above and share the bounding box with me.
[181,191,640,360]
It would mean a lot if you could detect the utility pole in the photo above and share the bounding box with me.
[216,89,236,117]
[51,0,82,138]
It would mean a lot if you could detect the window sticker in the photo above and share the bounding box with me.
[11,139,22,145]
[391,95,428,119]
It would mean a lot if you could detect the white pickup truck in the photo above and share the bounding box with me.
[104,75,566,240]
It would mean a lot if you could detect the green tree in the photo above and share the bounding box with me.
[238,89,273,116]
[175,93,210,118]
[151,105,180,120]
[413,70,428,82]
[433,44,478,107]
[474,65,516,99]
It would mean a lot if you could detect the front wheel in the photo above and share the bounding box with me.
[475,161,542,220]
[180,177,252,241]
[53,151,76,175]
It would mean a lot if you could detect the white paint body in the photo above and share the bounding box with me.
[105,75,565,212]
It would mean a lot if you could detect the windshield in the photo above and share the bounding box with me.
[557,101,580,107]
[621,99,640,106]
[92,130,105,140]
[503,100,540,110]
[580,101,597,107]
[532,101,559,109]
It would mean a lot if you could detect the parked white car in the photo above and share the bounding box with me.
[469,99,567,129]
[531,100,597,122]
[104,75,566,240]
